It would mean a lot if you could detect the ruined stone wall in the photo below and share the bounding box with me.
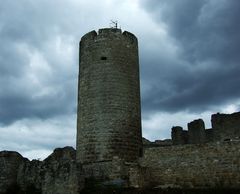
[77,28,142,164]
[205,128,214,142]
[0,151,27,194]
[139,141,240,189]
[171,112,240,145]
[188,119,206,144]
[212,112,240,141]
[1,143,240,192]
[171,126,188,145]
[0,147,84,194]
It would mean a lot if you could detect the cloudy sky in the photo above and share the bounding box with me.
[1,0,239,160]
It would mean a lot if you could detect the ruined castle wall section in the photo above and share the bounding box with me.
[171,126,188,145]
[0,151,28,194]
[212,112,240,141]
[40,147,81,194]
[188,119,206,144]
[139,141,240,189]
[205,128,215,142]
[77,28,142,164]
[0,147,83,194]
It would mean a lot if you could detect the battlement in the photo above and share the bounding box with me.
[80,30,97,41]
[98,28,122,35]
[171,111,240,145]
[171,126,188,145]
[212,112,240,141]
[80,28,138,44]
[188,119,206,144]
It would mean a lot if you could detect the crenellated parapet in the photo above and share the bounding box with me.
[171,111,240,145]
[80,28,138,50]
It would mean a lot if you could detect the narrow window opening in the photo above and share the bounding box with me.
[139,148,143,157]
[101,56,107,60]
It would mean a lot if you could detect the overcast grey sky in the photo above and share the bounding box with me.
[1,0,239,160]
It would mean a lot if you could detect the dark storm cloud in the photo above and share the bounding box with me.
[0,86,74,125]
[0,1,78,125]
[139,0,240,113]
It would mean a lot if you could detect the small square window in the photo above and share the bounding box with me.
[101,56,107,60]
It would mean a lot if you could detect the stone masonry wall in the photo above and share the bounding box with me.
[171,126,188,145]
[0,147,84,194]
[212,112,240,141]
[77,28,142,164]
[0,151,27,194]
[171,112,240,145]
[188,119,206,144]
[1,143,240,192]
[139,141,240,189]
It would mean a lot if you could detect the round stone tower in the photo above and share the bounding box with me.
[76,28,142,165]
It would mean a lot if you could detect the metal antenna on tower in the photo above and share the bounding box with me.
[110,20,118,28]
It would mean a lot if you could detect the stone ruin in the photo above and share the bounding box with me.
[171,112,240,145]
[1,113,240,194]
[0,147,83,194]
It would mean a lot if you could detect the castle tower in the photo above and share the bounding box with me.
[76,28,142,166]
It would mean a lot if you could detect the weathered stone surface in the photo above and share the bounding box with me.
[128,163,151,188]
[212,112,240,141]
[172,126,188,145]
[188,119,206,144]
[139,141,240,189]
[205,128,214,142]
[172,112,240,145]
[2,141,240,193]
[77,28,142,165]
[0,151,27,194]
[1,147,84,194]
[38,146,82,194]
[82,157,133,190]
